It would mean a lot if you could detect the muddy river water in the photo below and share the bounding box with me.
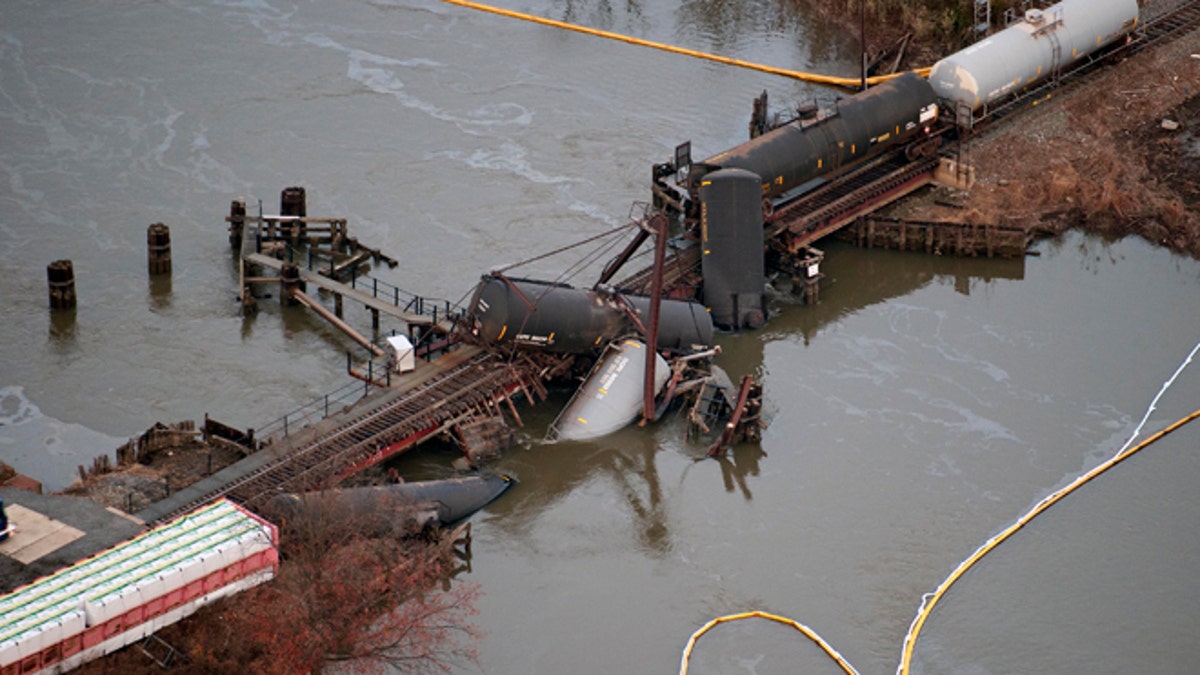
[2,2,1199,673]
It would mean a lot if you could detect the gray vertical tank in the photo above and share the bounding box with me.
[700,168,766,330]
[929,0,1139,114]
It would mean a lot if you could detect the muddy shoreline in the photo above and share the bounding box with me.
[864,4,1200,259]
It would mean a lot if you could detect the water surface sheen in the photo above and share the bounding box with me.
[1,2,1198,673]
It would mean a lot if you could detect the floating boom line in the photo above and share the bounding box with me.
[679,611,858,675]
[440,0,929,89]
[678,341,1200,674]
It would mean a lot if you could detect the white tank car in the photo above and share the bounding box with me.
[929,0,1139,115]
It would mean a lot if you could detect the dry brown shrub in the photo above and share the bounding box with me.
[1044,160,1079,206]
[1158,199,1187,231]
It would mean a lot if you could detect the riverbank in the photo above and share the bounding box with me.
[886,8,1200,258]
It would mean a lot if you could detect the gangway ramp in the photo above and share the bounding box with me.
[243,252,456,332]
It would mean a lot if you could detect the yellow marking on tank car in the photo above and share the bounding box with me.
[497,325,507,340]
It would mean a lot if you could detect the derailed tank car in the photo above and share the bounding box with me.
[465,275,714,355]
[929,0,1139,116]
[700,168,767,331]
[685,72,940,203]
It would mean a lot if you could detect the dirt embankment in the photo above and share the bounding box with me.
[809,0,1200,257]
[905,34,1200,257]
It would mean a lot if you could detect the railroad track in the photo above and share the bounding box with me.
[1140,0,1200,46]
[148,349,539,523]
[768,157,942,253]
[152,0,1200,524]
[615,244,701,296]
[976,0,1200,131]
[764,154,916,231]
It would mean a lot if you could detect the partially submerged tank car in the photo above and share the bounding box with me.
[465,275,714,355]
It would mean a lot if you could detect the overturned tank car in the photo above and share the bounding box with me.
[465,274,714,355]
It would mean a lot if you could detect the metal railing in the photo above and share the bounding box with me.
[279,241,466,322]
[254,378,372,443]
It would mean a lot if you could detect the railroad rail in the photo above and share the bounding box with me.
[1139,0,1200,47]
[138,346,543,524]
[767,156,944,254]
[623,0,1200,298]
[967,0,1200,131]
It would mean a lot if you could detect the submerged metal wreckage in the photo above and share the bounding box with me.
[459,214,764,452]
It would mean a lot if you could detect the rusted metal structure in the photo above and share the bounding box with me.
[137,345,546,525]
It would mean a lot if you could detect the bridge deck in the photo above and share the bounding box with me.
[136,345,541,524]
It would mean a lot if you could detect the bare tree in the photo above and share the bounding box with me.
[83,493,482,675]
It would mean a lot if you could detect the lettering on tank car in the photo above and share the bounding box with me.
[919,104,938,124]
[515,333,554,346]
[595,354,630,398]
[476,298,490,312]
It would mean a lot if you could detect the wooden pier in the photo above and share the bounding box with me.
[129,189,551,525]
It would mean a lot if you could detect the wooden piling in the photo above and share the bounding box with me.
[47,259,76,310]
[281,186,306,242]
[147,223,172,275]
[281,186,306,217]
[229,198,246,248]
[280,262,305,305]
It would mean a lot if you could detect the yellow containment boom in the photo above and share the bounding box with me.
[440,0,929,89]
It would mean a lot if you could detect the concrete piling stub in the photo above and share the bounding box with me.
[47,259,76,310]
